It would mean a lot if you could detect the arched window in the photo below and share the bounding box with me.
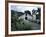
[25,17,27,20]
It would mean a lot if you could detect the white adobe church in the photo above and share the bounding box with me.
[18,10,32,21]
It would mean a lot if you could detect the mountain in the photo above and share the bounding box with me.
[11,10,24,17]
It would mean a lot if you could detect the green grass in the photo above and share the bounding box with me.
[11,12,40,31]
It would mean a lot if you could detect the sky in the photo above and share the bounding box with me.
[11,5,38,14]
